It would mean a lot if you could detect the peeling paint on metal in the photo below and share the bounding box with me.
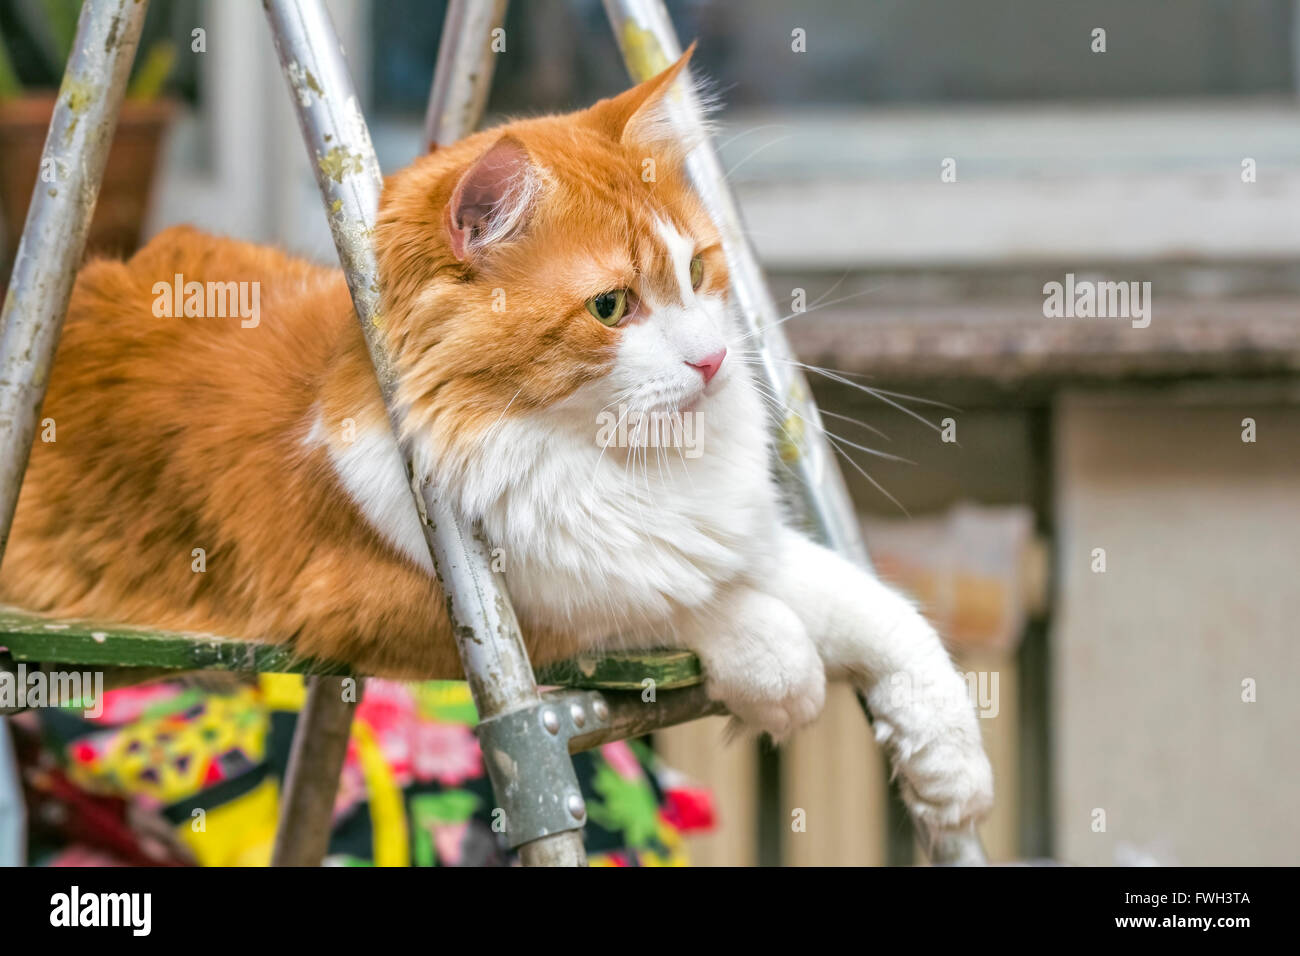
[303,68,324,98]
[318,145,363,182]
[491,748,518,781]
[619,21,670,82]
[285,61,316,108]
[104,14,121,53]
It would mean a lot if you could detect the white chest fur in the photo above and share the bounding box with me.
[305,367,779,648]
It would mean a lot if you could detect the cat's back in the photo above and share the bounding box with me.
[44,225,353,451]
[0,226,359,626]
[62,224,345,374]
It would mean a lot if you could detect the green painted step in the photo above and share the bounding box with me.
[0,604,702,690]
[535,649,702,691]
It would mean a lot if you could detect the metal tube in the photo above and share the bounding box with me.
[568,686,725,753]
[264,0,586,867]
[0,0,150,568]
[423,0,596,869]
[600,0,869,566]
[272,676,360,866]
[424,0,510,151]
[0,717,23,867]
[602,0,985,866]
[924,826,990,867]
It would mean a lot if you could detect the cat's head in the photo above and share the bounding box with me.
[376,47,734,456]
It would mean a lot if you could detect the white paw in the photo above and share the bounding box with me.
[691,593,827,741]
[708,655,826,741]
[881,719,994,832]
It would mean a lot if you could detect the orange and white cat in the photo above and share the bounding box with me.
[0,53,991,832]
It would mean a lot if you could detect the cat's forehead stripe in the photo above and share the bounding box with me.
[634,216,693,307]
[655,218,695,303]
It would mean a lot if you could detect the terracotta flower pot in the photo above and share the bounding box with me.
[0,95,175,285]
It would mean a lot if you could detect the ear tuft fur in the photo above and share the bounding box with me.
[588,42,718,158]
[445,135,541,261]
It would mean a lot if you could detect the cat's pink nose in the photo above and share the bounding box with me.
[686,348,726,385]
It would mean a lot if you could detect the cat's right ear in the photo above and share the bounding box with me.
[446,136,539,261]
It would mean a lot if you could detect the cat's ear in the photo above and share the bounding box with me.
[588,42,697,150]
[445,135,540,261]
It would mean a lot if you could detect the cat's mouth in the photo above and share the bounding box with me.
[669,381,707,416]
[682,362,730,413]
[683,381,724,413]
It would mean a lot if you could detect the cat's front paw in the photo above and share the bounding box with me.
[886,724,994,832]
[691,592,827,741]
[706,651,826,742]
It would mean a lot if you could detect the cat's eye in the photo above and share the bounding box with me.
[690,255,704,290]
[586,289,628,326]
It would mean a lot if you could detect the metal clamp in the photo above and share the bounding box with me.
[476,690,611,849]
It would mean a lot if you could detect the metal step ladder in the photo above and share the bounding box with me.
[0,0,984,867]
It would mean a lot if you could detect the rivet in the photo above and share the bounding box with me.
[569,702,586,728]
[567,793,586,821]
[592,697,609,722]
[541,708,560,734]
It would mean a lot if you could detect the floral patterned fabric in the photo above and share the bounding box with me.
[17,674,714,867]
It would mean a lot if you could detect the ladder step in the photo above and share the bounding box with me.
[0,604,347,675]
[0,604,702,689]
[536,650,702,691]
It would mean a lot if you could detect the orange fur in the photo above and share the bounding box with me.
[0,52,722,678]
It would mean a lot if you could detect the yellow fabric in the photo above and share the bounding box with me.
[259,672,307,711]
[69,686,266,804]
[177,776,280,867]
[641,820,691,867]
[352,719,409,867]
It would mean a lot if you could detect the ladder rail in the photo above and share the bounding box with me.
[0,0,150,876]
[0,0,150,567]
[263,0,533,736]
[262,0,588,868]
[0,716,22,866]
[271,675,362,867]
[424,0,510,152]
[600,0,868,565]
[600,0,986,866]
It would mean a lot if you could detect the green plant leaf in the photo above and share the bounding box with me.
[38,0,78,62]
[0,29,23,98]
[17,0,77,75]
[127,40,175,101]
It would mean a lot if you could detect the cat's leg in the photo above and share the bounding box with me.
[674,585,827,741]
[767,526,993,833]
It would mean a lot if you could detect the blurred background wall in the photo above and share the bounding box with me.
[3,0,1297,865]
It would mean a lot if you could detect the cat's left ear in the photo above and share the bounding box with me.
[588,42,697,151]
[445,135,540,261]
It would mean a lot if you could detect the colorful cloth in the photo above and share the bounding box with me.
[16,674,713,867]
